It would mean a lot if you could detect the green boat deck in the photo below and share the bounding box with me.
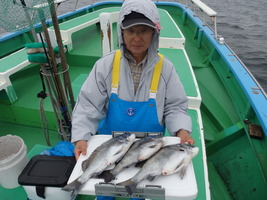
[0,5,207,200]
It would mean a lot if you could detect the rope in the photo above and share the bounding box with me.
[39,98,51,146]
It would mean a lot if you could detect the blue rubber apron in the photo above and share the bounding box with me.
[98,50,165,135]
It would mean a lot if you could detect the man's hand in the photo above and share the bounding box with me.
[176,129,195,144]
[74,140,88,160]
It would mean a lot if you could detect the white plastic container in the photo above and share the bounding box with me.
[23,186,72,200]
[0,135,29,189]
[68,135,198,200]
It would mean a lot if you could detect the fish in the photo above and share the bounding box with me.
[117,143,199,195]
[62,132,136,197]
[101,135,165,182]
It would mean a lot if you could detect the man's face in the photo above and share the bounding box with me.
[123,25,154,59]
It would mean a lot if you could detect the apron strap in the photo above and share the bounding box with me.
[149,53,164,99]
[111,50,164,98]
[111,50,121,94]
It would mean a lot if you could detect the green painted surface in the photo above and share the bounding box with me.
[189,109,207,200]
[208,135,267,199]
[158,9,183,38]
[0,49,27,72]
[207,162,233,200]
[55,7,120,31]
[70,24,102,57]
[72,74,88,100]
[159,48,198,97]
[0,185,27,200]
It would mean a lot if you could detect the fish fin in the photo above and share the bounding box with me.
[81,160,89,172]
[146,175,157,182]
[98,170,115,183]
[178,161,190,179]
[62,178,83,198]
[125,183,138,195]
[178,165,187,179]
[178,153,193,179]
[112,145,124,156]
[117,179,138,195]
[135,160,147,168]
[115,156,124,164]
[148,144,157,149]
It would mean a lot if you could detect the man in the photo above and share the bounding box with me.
[72,0,194,197]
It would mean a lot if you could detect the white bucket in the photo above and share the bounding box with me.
[0,135,28,189]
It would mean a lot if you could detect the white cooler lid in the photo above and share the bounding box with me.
[68,135,198,200]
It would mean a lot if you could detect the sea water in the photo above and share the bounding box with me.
[201,0,267,92]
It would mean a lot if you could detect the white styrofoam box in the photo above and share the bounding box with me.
[23,185,72,200]
[68,135,198,200]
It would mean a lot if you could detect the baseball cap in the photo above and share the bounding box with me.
[122,12,155,29]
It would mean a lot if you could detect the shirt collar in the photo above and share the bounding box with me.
[124,50,148,66]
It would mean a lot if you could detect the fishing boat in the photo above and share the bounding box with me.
[0,0,266,200]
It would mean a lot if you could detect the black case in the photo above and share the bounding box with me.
[18,155,76,198]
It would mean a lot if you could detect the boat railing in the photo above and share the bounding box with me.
[184,0,224,44]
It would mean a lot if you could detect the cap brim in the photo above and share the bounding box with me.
[122,18,156,29]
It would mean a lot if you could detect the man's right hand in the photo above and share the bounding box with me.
[74,140,87,160]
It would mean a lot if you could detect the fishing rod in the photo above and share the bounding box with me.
[15,0,71,142]
[47,0,75,110]
[6,0,74,142]
[37,6,72,140]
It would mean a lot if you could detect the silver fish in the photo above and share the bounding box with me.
[118,143,199,195]
[62,132,136,197]
[102,136,164,182]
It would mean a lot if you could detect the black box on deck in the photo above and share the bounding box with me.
[18,155,76,199]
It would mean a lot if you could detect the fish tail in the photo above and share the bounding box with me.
[98,170,116,183]
[62,178,83,198]
[117,179,138,195]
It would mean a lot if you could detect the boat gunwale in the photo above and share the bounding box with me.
[156,1,267,136]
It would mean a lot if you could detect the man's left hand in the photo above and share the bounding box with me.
[176,129,195,144]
